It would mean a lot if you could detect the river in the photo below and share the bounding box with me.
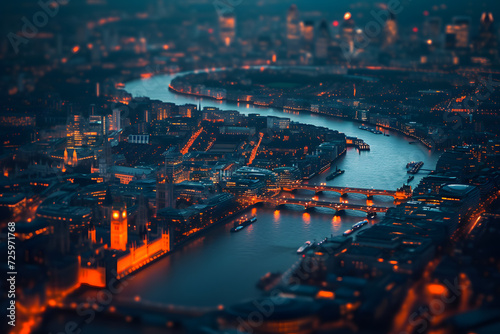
[116,72,440,307]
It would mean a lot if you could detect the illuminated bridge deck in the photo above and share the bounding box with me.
[285,184,412,200]
[252,197,390,214]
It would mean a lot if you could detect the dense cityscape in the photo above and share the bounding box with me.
[1,0,499,333]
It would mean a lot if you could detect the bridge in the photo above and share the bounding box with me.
[283,184,412,200]
[252,197,389,216]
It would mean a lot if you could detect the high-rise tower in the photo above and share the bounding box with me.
[66,107,84,149]
[340,12,355,54]
[286,5,301,57]
[315,20,331,61]
[219,13,236,46]
[423,17,442,45]
[446,16,471,50]
[302,20,315,52]
[475,12,497,57]
[383,12,398,47]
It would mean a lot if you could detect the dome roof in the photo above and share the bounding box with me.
[441,184,474,196]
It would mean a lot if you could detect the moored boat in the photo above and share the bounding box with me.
[352,220,368,230]
[326,167,345,181]
[343,229,354,236]
[230,216,257,233]
[297,241,312,254]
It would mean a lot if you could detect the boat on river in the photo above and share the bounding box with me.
[326,167,345,181]
[343,229,354,236]
[230,216,257,233]
[297,241,312,254]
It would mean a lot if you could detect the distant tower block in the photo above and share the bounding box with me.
[219,13,236,46]
[111,204,128,251]
[286,4,301,57]
[383,12,398,47]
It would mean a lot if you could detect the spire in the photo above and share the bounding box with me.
[64,148,68,165]
[72,149,78,166]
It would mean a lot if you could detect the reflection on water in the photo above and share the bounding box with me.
[332,216,342,232]
[118,207,381,307]
[302,212,311,224]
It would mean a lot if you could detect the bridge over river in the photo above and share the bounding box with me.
[283,184,412,200]
[251,196,389,216]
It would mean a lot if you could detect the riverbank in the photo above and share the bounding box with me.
[118,71,440,307]
[170,204,251,250]
[167,83,433,150]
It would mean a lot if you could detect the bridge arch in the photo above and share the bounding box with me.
[289,186,400,200]
[316,189,344,196]
[304,206,337,214]
[368,193,397,200]
[276,203,307,210]
[248,197,388,216]
[287,188,317,195]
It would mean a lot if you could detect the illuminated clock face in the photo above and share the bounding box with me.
[122,211,127,218]
[113,212,119,219]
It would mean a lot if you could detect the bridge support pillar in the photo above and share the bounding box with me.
[340,193,348,198]
[366,195,373,200]
[335,210,345,216]
[315,191,323,195]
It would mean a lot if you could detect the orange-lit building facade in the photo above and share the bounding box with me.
[116,230,170,279]
[79,228,171,287]
[111,204,128,251]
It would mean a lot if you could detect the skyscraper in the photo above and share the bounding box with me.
[287,5,301,57]
[315,20,331,61]
[302,20,315,52]
[475,12,498,58]
[423,17,442,45]
[383,12,398,47]
[66,112,84,149]
[98,136,113,181]
[219,13,236,47]
[446,16,471,50]
[341,12,355,54]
